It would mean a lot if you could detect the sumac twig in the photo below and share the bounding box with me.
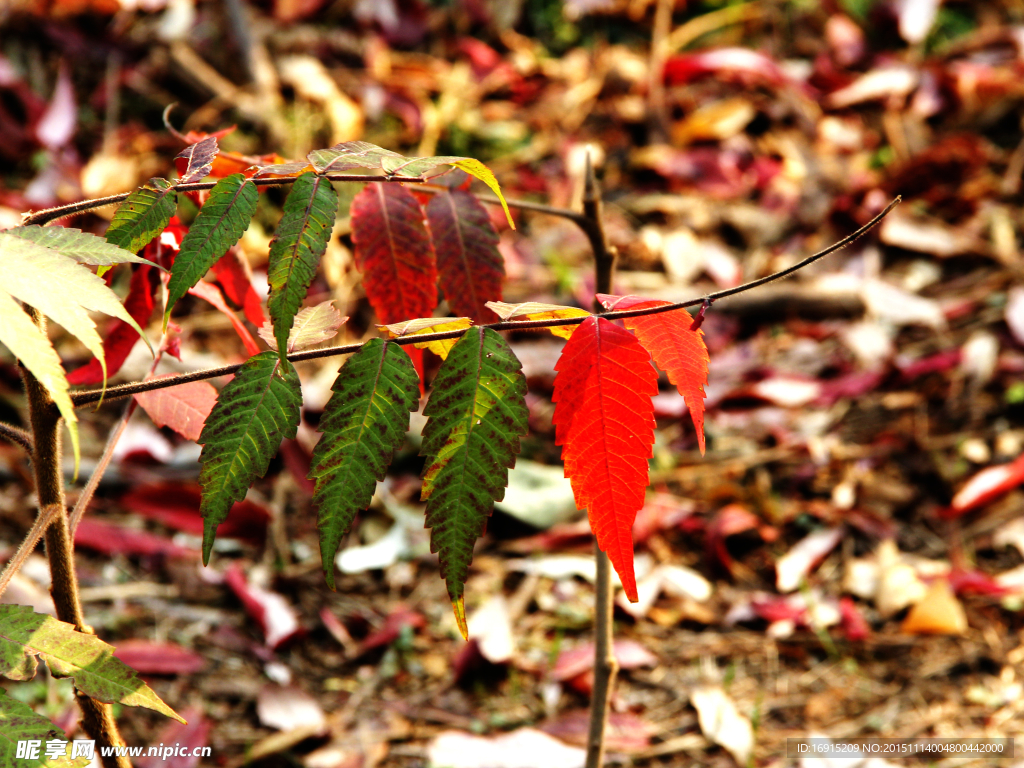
[69,196,900,409]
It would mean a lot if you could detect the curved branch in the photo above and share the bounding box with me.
[0,421,33,455]
[69,197,899,409]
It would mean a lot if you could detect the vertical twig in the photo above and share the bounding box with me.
[582,148,618,768]
[22,309,131,768]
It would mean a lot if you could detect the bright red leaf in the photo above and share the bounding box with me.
[134,375,218,442]
[211,247,266,327]
[598,294,709,454]
[188,279,261,356]
[66,265,156,385]
[350,183,438,324]
[552,316,659,601]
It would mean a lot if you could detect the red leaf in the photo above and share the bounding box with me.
[426,189,503,323]
[114,640,206,675]
[66,265,156,385]
[120,482,269,541]
[552,316,659,601]
[73,519,196,558]
[705,504,762,575]
[942,453,1024,518]
[598,294,709,454]
[134,375,218,442]
[135,706,210,768]
[359,605,426,654]
[838,597,870,641]
[188,279,261,356]
[211,247,267,327]
[223,564,303,649]
[350,183,438,324]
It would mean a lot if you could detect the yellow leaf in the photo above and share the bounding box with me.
[485,301,591,340]
[377,317,473,359]
[452,159,515,230]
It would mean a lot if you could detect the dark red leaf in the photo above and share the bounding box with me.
[114,640,206,675]
[705,504,762,575]
[211,247,267,327]
[838,597,870,641]
[350,183,438,324]
[358,605,425,654]
[73,518,196,558]
[135,706,210,768]
[188,279,261,356]
[120,482,269,541]
[426,188,504,323]
[66,265,156,385]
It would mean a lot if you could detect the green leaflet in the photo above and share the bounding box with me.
[165,173,258,326]
[420,327,528,637]
[0,689,88,767]
[309,339,420,589]
[0,605,183,723]
[104,177,177,255]
[4,226,160,268]
[267,172,339,361]
[198,351,301,563]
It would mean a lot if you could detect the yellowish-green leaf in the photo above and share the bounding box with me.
[377,316,473,359]
[485,300,591,340]
[0,288,78,469]
[0,605,184,723]
[452,158,514,230]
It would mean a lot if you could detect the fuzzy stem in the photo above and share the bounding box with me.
[0,421,33,454]
[21,309,130,768]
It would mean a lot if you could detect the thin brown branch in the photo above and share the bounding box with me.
[0,421,33,454]
[0,503,59,602]
[70,196,899,409]
[20,173,430,226]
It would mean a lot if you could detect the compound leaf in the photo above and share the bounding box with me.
[267,172,339,361]
[350,183,437,324]
[427,189,504,323]
[598,294,709,454]
[0,604,183,723]
[309,339,420,589]
[552,316,659,602]
[198,351,301,563]
[420,327,528,637]
[165,173,258,325]
[104,177,177,255]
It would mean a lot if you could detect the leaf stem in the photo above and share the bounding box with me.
[68,197,899,409]
[22,309,130,767]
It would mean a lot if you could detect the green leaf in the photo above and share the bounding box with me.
[4,226,160,268]
[104,177,177,254]
[165,173,258,326]
[198,351,301,563]
[0,289,77,466]
[420,327,528,637]
[258,300,347,353]
[0,689,88,767]
[309,339,420,589]
[0,604,184,723]
[267,172,339,361]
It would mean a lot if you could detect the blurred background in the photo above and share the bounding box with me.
[2,1,1024,766]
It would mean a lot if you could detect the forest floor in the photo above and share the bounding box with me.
[2,0,1024,766]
